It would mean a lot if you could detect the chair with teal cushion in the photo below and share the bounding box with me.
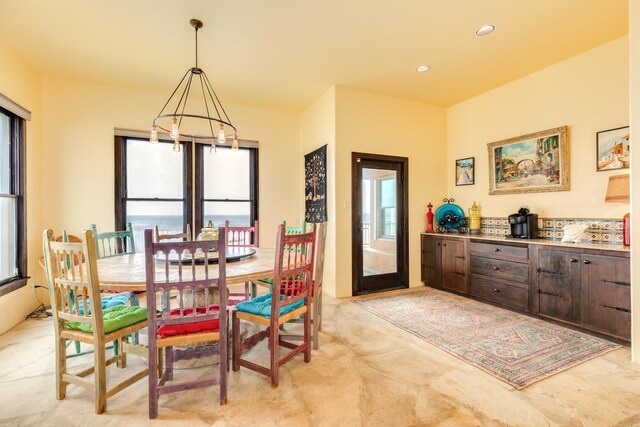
[232,223,316,387]
[43,228,148,414]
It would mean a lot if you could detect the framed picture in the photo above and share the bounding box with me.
[596,126,629,171]
[304,144,327,222]
[487,125,569,195]
[455,157,475,186]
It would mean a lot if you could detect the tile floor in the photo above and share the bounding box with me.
[1,288,640,426]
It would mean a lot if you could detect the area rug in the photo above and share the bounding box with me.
[354,288,620,389]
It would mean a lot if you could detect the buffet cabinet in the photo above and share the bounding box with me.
[421,234,631,340]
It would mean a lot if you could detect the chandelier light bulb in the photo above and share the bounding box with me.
[170,117,180,139]
[173,139,181,153]
[217,124,226,144]
[231,135,239,151]
[150,125,158,143]
[210,142,217,155]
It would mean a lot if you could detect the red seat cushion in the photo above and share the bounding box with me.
[157,305,220,338]
[280,280,316,297]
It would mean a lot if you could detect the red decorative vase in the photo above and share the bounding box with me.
[426,203,434,233]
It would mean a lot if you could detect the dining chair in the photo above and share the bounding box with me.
[283,219,307,235]
[232,224,315,387]
[42,228,148,414]
[154,224,192,242]
[224,220,259,304]
[144,228,228,419]
[280,222,327,349]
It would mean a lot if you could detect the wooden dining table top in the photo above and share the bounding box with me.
[97,247,275,292]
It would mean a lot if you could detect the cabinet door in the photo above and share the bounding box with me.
[537,249,581,322]
[441,239,465,292]
[581,255,631,339]
[421,235,441,286]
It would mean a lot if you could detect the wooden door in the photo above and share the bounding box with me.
[537,249,581,322]
[441,239,465,292]
[581,254,631,339]
[352,153,409,295]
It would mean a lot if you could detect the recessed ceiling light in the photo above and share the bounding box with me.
[416,65,431,73]
[476,25,495,36]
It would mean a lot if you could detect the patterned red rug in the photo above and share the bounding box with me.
[354,288,620,389]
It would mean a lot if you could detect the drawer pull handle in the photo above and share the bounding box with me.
[601,280,631,287]
[494,248,500,252]
[537,268,562,276]
[493,266,499,270]
[443,243,447,247]
[602,304,630,313]
[493,288,500,292]
[583,259,591,265]
[570,258,578,263]
[538,290,562,298]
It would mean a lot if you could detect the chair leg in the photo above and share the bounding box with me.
[129,293,140,345]
[232,310,240,372]
[166,347,174,381]
[55,336,68,400]
[219,311,228,405]
[317,292,323,332]
[270,323,279,387]
[244,282,250,300]
[250,282,257,298]
[74,340,82,354]
[94,343,107,414]
[118,338,127,368]
[148,340,159,419]
[312,301,320,350]
[114,339,123,368]
[304,309,311,363]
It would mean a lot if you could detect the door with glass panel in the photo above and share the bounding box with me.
[352,153,408,295]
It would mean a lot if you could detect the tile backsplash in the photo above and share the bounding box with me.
[478,217,623,244]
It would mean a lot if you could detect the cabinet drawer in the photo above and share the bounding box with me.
[469,241,528,262]
[469,274,528,311]
[470,256,528,284]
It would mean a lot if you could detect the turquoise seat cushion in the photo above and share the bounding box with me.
[236,293,304,318]
[72,292,131,315]
[65,305,148,334]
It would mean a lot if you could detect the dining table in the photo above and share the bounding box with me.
[97,247,275,292]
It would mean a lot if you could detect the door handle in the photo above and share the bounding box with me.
[493,248,500,252]
[570,258,578,263]
[583,259,591,265]
[493,266,499,270]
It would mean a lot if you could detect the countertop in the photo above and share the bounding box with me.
[421,232,630,253]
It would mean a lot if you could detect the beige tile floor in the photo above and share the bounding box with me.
[1,288,640,426]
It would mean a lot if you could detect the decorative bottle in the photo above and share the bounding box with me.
[426,203,434,233]
[468,202,481,235]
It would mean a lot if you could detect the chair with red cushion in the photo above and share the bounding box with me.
[279,222,327,349]
[224,220,259,304]
[232,223,315,387]
[144,228,228,419]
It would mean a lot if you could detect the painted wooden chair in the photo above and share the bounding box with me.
[224,220,259,304]
[144,228,228,419]
[232,224,316,387]
[42,229,148,414]
[280,222,327,349]
[283,219,307,235]
[154,224,192,242]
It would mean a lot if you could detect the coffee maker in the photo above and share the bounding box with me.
[507,207,538,239]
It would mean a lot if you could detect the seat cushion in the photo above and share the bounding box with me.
[65,305,148,334]
[72,292,132,315]
[156,305,220,338]
[257,277,274,286]
[236,293,304,318]
[280,280,315,297]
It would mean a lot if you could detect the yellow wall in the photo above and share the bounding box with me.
[628,0,639,361]
[299,87,337,296]
[39,75,300,247]
[334,87,447,297]
[447,37,629,219]
[0,44,43,334]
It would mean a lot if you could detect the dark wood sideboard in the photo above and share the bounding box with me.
[421,234,631,341]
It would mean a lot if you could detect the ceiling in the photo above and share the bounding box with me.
[0,0,628,112]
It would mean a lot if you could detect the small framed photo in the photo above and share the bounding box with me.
[455,157,475,186]
[596,126,629,172]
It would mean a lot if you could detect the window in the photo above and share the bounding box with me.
[115,136,257,249]
[378,177,396,238]
[0,106,27,292]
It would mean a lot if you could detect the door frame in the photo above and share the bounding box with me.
[351,152,409,296]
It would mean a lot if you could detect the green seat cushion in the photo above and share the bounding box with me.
[65,305,148,334]
[257,277,274,286]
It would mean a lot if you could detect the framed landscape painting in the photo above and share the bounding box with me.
[455,157,474,186]
[487,126,569,195]
[596,126,629,171]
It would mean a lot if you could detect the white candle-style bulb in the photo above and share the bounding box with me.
[210,142,217,155]
[232,135,239,151]
[173,139,181,153]
[150,125,158,143]
[170,117,180,139]
[217,124,226,144]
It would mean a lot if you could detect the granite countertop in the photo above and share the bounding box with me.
[421,232,630,253]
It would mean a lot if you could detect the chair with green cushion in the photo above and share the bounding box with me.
[43,228,148,414]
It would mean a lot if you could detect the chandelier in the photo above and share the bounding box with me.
[150,19,238,153]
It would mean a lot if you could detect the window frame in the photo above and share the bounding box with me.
[194,143,259,233]
[114,136,193,235]
[0,105,28,295]
[376,176,396,240]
